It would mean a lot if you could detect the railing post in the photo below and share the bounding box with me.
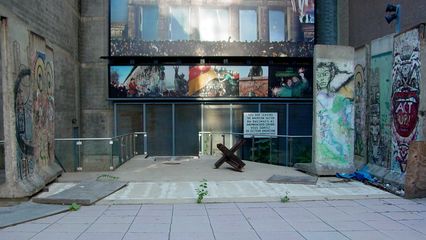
[251,135,255,161]
[76,140,82,171]
[222,134,225,146]
[209,133,213,155]
[109,139,114,170]
[269,136,272,163]
[288,137,293,166]
[198,133,202,156]
[144,133,147,155]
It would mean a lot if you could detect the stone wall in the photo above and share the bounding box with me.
[80,0,113,139]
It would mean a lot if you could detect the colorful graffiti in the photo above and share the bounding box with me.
[13,34,54,179]
[391,29,421,172]
[315,59,354,169]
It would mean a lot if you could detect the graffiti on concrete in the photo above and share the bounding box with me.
[367,38,393,168]
[13,35,54,179]
[315,60,354,169]
[13,40,34,179]
[32,50,54,167]
[354,63,366,158]
[391,29,421,172]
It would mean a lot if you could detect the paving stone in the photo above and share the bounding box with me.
[122,232,169,240]
[326,220,374,231]
[0,231,36,240]
[340,230,390,240]
[133,216,171,224]
[85,223,131,233]
[300,231,349,240]
[257,231,305,240]
[33,181,128,205]
[170,231,215,240]
[31,213,68,224]
[214,230,260,240]
[170,222,212,233]
[382,211,424,221]
[381,230,426,240]
[0,202,68,228]
[288,220,334,232]
[58,216,98,224]
[362,219,411,231]
[96,216,135,224]
[127,223,170,233]
[43,223,90,233]
[31,232,81,240]
[2,223,49,233]
[102,209,139,216]
[77,232,125,240]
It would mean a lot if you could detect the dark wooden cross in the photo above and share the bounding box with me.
[214,139,246,172]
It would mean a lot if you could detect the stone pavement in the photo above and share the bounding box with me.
[1,198,426,240]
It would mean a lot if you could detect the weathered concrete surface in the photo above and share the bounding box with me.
[40,156,395,204]
[33,181,128,205]
[266,174,318,185]
[405,141,426,198]
[297,44,355,176]
[0,202,68,228]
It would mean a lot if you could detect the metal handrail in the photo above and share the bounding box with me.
[198,131,312,138]
[54,132,148,171]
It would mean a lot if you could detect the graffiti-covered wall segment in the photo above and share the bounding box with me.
[296,45,355,175]
[391,28,422,173]
[0,16,61,198]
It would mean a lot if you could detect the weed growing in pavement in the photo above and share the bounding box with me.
[96,174,119,181]
[281,191,290,203]
[69,202,81,211]
[196,179,208,204]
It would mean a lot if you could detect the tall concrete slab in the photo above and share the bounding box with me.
[297,45,355,175]
[354,46,368,168]
[0,1,79,198]
[365,35,394,182]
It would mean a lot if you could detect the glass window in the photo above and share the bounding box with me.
[198,8,229,41]
[170,7,190,40]
[239,9,257,41]
[269,10,285,42]
[141,6,158,40]
[175,104,201,155]
[146,104,173,155]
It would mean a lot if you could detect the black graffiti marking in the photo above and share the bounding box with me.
[14,68,34,156]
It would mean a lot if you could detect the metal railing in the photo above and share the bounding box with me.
[0,140,4,183]
[55,132,147,172]
[199,132,312,167]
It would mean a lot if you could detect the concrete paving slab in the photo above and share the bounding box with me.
[0,202,68,229]
[32,181,128,205]
[266,174,318,184]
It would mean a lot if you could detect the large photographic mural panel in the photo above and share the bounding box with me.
[109,0,315,57]
[314,57,354,170]
[391,29,421,173]
[109,64,313,98]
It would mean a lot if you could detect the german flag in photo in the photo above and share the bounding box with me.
[188,66,218,96]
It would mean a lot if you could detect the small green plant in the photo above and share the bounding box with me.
[195,179,208,204]
[280,191,290,203]
[69,202,81,211]
[96,174,119,181]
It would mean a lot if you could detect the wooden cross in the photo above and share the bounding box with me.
[214,139,246,172]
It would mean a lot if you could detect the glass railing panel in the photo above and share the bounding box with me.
[288,136,312,166]
[80,140,112,171]
[55,140,80,172]
[134,132,147,155]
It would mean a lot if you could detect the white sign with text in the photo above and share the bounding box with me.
[243,112,278,138]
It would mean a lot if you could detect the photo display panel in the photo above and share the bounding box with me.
[110,0,315,57]
[109,64,313,98]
